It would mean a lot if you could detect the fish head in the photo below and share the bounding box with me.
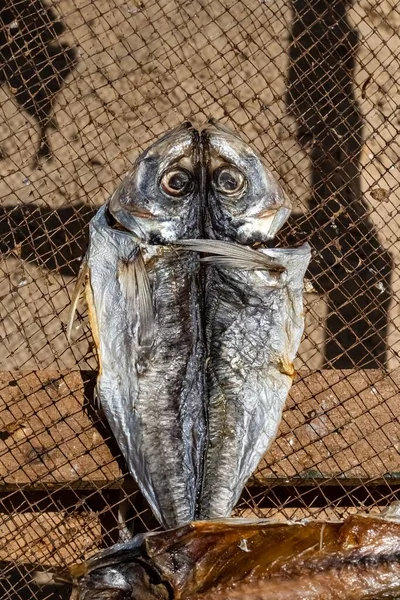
[69,564,166,599]
[108,122,201,243]
[202,119,292,243]
[67,537,170,599]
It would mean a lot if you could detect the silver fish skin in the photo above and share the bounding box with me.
[109,121,202,243]
[201,119,292,244]
[87,207,206,529]
[194,242,311,519]
[81,123,206,529]
[184,120,310,519]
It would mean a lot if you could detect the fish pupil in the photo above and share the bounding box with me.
[169,171,188,190]
[214,167,244,194]
[161,168,192,196]
[220,171,238,191]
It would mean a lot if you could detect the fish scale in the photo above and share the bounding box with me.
[199,246,310,518]
[87,206,206,528]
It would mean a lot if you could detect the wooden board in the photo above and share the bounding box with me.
[253,368,400,486]
[0,370,399,491]
[0,372,120,490]
[0,512,101,567]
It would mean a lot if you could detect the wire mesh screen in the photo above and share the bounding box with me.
[0,0,400,597]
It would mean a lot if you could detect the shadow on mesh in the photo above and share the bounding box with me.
[0,0,78,164]
[282,0,392,369]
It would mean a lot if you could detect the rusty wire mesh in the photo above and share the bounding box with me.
[1,0,400,597]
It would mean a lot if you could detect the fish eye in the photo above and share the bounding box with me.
[213,166,245,195]
[160,168,193,197]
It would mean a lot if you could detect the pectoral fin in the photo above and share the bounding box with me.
[177,239,285,272]
[67,256,89,342]
[118,249,154,347]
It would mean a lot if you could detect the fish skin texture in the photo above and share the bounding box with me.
[198,244,311,519]
[67,512,400,600]
[86,206,206,529]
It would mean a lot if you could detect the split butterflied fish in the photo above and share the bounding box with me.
[179,120,311,519]
[68,119,311,526]
[64,504,400,599]
[68,123,206,529]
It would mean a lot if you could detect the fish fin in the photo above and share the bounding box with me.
[119,255,138,306]
[178,239,285,272]
[134,252,154,347]
[118,249,153,347]
[67,256,89,342]
[86,278,101,371]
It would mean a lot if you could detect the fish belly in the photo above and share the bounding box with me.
[200,255,307,518]
[87,212,206,528]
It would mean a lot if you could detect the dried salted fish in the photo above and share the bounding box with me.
[180,120,310,518]
[66,507,400,599]
[68,120,310,527]
[68,123,206,529]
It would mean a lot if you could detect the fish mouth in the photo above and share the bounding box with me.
[201,119,251,158]
[257,208,277,219]
[126,207,154,219]
[205,118,237,135]
[150,120,195,146]
[105,205,154,239]
[237,206,292,242]
[263,206,292,239]
[142,120,199,165]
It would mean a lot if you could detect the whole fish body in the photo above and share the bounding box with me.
[66,505,400,600]
[70,120,310,526]
[71,123,206,529]
[182,121,311,518]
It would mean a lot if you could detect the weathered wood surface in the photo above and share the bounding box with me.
[0,372,120,490]
[254,368,400,486]
[0,512,101,566]
[0,370,399,491]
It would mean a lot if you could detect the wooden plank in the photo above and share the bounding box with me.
[0,370,399,490]
[0,512,101,567]
[237,506,384,521]
[0,372,121,490]
[253,369,400,486]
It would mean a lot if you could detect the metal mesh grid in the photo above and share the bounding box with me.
[1,0,400,597]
